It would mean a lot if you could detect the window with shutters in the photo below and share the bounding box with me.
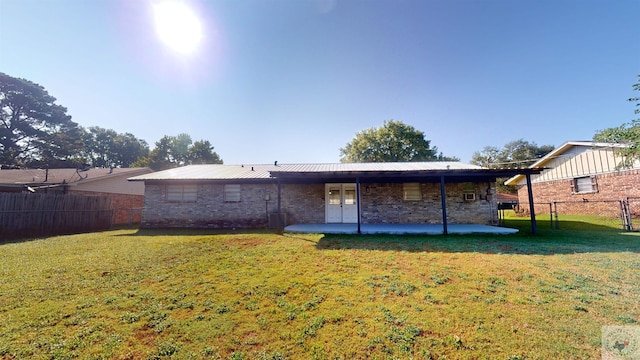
[166,184,198,202]
[224,184,241,202]
[403,183,422,201]
[572,176,598,194]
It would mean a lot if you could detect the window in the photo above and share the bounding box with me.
[344,189,356,205]
[328,186,341,205]
[403,183,421,201]
[224,184,241,202]
[463,193,476,201]
[572,176,598,193]
[166,184,197,202]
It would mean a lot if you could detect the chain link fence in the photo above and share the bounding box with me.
[507,199,637,230]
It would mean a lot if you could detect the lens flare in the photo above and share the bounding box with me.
[152,0,203,55]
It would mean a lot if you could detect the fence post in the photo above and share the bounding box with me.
[620,200,626,230]
[553,201,559,229]
[621,198,632,231]
[630,198,635,231]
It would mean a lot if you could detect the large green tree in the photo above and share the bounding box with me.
[471,139,554,193]
[593,74,640,167]
[340,120,458,162]
[82,126,149,168]
[471,139,554,168]
[189,140,222,164]
[0,72,83,167]
[139,134,223,170]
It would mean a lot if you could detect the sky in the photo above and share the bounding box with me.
[1,0,639,165]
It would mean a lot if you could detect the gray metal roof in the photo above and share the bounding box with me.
[128,162,483,181]
[1,167,151,185]
[271,162,480,172]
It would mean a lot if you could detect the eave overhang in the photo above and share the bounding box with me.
[269,168,544,183]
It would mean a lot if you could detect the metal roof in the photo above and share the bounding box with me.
[0,167,151,185]
[271,162,480,172]
[127,162,544,182]
[128,164,276,181]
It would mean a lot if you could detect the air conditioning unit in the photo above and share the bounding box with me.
[268,212,287,228]
[463,193,476,201]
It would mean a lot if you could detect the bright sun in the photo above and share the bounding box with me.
[152,1,203,55]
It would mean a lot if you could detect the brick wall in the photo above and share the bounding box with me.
[141,183,275,228]
[360,182,497,225]
[280,183,325,224]
[111,193,145,225]
[516,169,640,217]
[141,180,499,229]
[141,183,327,228]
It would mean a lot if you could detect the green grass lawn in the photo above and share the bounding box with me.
[1,216,639,359]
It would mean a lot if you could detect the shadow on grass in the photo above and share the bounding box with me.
[117,228,280,237]
[315,219,640,255]
[1,227,278,244]
[1,228,112,245]
[0,235,49,245]
[5,219,637,257]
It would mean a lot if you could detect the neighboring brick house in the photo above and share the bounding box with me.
[129,162,541,232]
[496,193,519,209]
[0,167,152,225]
[505,141,640,217]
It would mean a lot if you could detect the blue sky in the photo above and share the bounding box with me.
[1,0,638,165]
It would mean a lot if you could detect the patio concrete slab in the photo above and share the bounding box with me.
[284,223,518,235]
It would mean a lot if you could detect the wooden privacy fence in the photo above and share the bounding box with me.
[0,193,112,241]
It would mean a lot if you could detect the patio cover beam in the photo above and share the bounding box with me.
[441,175,448,235]
[525,173,537,235]
[277,178,283,234]
[356,177,361,234]
[270,168,544,182]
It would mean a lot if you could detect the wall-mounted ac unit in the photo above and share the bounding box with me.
[463,193,476,201]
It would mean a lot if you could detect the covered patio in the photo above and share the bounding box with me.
[284,223,518,235]
[271,165,543,235]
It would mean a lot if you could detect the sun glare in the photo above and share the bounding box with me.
[152,1,203,55]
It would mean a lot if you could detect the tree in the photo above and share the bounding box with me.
[0,72,83,167]
[82,126,149,168]
[170,133,193,166]
[143,134,223,170]
[114,132,150,167]
[147,135,176,171]
[471,139,554,168]
[593,74,640,167]
[189,140,222,164]
[340,120,457,162]
[471,139,554,193]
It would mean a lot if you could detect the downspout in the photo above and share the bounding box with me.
[525,173,537,235]
[440,175,448,235]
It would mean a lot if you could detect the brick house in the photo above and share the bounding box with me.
[129,162,541,233]
[0,167,152,225]
[504,141,640,217]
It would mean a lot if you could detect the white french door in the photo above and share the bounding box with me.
[325,183,358,223]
